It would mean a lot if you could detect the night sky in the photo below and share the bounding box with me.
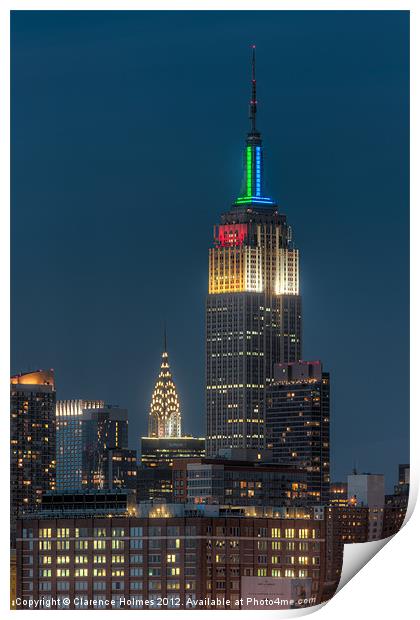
[11,11,409,491]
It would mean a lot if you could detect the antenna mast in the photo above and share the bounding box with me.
[249,45,257,134]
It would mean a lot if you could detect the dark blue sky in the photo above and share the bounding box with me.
[11,11,409,490]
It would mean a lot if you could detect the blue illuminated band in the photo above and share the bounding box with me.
[256,146,261,197]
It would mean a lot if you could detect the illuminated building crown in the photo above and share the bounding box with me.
[148,331,182,438]
[235,45,275,208]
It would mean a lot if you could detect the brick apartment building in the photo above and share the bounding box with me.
[15,505,342,610]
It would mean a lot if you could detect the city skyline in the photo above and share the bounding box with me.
[11,11,409,487]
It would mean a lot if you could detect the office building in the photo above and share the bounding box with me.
[140,436,206,468]
[136,465,173,502]
[266,361,330,504]
[106,449,137,491]
[206,49,301,457]
[15,504,342,609]
[56,399,104,491]
[81,406,129,489]
[139,437,205,501]
[347,473,385,541]
[172,457,307,505]
[10,370,56,545]
[347,473,385,508]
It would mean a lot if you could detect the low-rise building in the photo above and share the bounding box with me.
[15,504,342,609]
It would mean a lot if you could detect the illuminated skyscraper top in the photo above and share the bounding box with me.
[235,46,275,207]
[148,330,182,438]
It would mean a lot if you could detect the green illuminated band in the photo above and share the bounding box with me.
[235,144,274,206]
[235,196,274,204]
[246,146,252,197]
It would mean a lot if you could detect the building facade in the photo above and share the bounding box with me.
[206,50,301,457]
[382,464,409,539]
[266,361,330,505]
[172,458,307,506]
[139,437,205,501]
[329,483,348,507]
[137,466,173,503]
[398,464,410,486]
[81,406,129,490]
[106,449,137,491]
[10,370,57,546]
[39,489,137,519]
[347,473,385,508]
[382,491,408,539]
[140,437,206,468]
[56,400,104,491]
[15,505,342,609]
[326,505,369,545]
[347,473,385,541]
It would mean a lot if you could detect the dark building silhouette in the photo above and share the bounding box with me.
[172,457,307,505]
[39,488,136,518]
[81,406,133,490]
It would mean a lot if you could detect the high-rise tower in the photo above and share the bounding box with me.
[56,399,104,490]
[266,361,330,504]
[206,48,302,457]
[148,332,182,438]
[10,370,56,545]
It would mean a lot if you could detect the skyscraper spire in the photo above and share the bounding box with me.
[148,333,182,438]
[235,45,275,207]
[163,322,167,353]
[249,45,257,135]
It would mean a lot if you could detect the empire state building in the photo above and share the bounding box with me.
[206,48,302,457]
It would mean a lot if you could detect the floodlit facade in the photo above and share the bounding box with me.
[206,50,301,457]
